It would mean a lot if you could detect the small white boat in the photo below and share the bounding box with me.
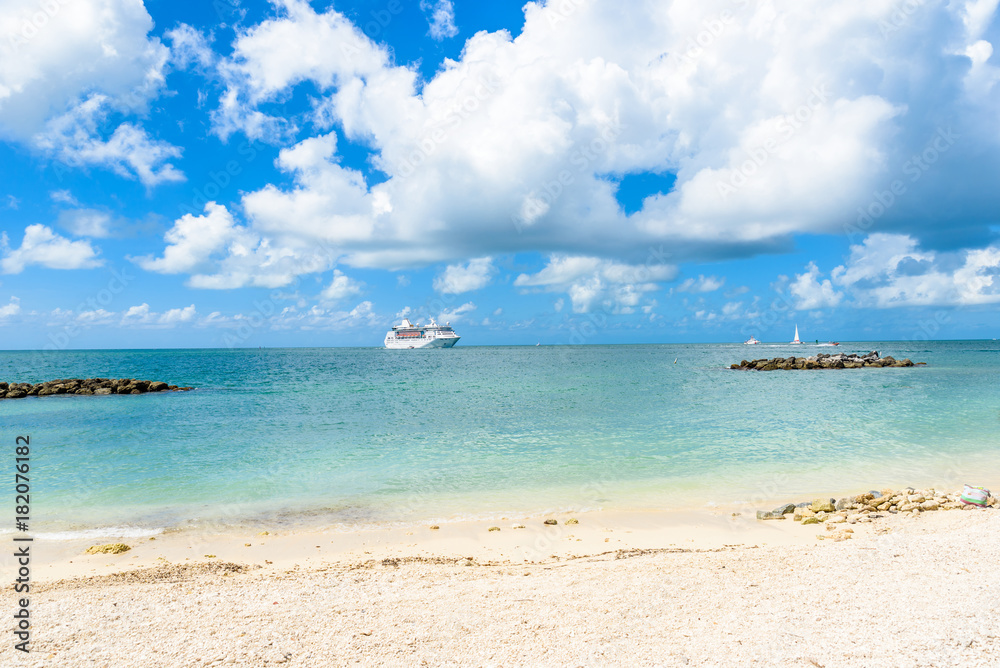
[744,336,760,345]
[789,325,803,344]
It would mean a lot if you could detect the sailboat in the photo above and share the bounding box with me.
[789,325,803,344]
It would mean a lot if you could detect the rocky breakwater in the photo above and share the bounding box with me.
[0,378,193,399]
[731,351,917,371]
[756,487,997,541]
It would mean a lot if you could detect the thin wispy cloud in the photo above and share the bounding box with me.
[420,0,458,40]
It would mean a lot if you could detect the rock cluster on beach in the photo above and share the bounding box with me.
[732,351,916,370]
[0,378,193,399]
[757,488,997,540]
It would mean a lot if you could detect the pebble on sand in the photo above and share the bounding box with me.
[85,543,131,555]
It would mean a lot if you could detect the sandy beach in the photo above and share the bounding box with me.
[7,493,999,667]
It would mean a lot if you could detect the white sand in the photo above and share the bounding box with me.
[7,506,999,667]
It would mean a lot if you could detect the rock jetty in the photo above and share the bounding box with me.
[756,487,997,540]
[731,351,916,370]
[0,378,193,399]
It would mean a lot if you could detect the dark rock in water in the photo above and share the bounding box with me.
[730,350,922,371]
[0,378,193,400]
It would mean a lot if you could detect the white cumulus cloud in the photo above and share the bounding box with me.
[1,225,102,273]
[136,202,336,289]
[136,202,241,275]
[0,296,21,319]
[515,255,676,313]
[790,262,843,310]
[0,0,179,185]
[321,269,364,302]
[831,234,1000,307]
[433,257,495,294]
[121,303,197,327]
[421,0,458,40]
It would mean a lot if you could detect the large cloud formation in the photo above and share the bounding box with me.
[149,0,998,280]
[19,0,998,310]
[0,0,180,185]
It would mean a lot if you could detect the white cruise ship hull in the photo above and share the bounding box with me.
[384,335,460,349]
[384,317,460,349]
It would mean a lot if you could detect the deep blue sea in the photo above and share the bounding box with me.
[2,341,999,538]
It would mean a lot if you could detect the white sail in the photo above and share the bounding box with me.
[790,325,802,344]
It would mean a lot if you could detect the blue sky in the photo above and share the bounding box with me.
[1,0,999,349]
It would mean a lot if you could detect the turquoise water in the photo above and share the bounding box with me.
[2,341,999,536]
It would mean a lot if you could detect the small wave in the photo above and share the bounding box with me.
[35,526,165,541]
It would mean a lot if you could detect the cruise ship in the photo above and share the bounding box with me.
[384,318,460,349]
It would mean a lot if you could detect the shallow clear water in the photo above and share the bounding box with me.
[2,341,999,535]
